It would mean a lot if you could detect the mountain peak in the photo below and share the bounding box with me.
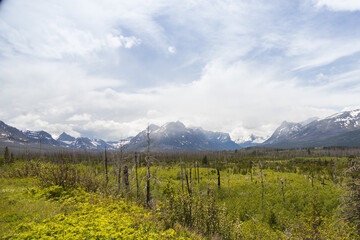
[126,121,239,151]
[148,124,160,132]
[161,121,186,131]
[57,132,76,142]
[264,108,360,148]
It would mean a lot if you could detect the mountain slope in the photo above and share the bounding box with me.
[0,121,28,144]
[24,130,60,146]
[0,121,128,151]
[264,109,360,148]
[235,134,267,148]
[125,121,240,151]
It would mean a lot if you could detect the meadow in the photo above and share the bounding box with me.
[0,147,359,239]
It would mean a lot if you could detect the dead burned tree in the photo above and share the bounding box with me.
[193,161,197,184]
[197,161,200,184]
[184,168,192,226]
[123,165,129,189]
[259,162,264,211]
[117,144,123,191]
[146,124,151,208]
[104,146,108,185]
[134,152,139,198]
[279,178,286,209]
[185,168,192,196]
[342,160,360,234]
[180,159,184,192]
[250,160,253,182]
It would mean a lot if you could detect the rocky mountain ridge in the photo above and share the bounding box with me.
[264,109,360,148]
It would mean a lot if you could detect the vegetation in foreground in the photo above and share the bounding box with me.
[0,177,198,239]
[0,147,359,239]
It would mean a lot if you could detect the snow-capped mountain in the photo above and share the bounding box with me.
[24,130,60,146]
[235,134,267,148]
[0,121,28,144]
[3,109,360,152]
[107,137,133,149]
[125,121,240,151]
[0,120,131,151]
[0,121,62,147]
[57,132,76,145]
[265,121,303,144]
[56,133,131,150]
[264,109,360,148]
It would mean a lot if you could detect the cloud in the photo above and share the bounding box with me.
[0,0,360,141]
[168,46,176,54]
[313,0,360,11]
[8,113,81,139]
[289,37,360,71]
[67,114,92,122]
[0,2,142,60]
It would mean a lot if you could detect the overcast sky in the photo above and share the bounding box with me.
[1,0,360,141]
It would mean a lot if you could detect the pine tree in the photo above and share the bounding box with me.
[10,153,15,164]
[4,146,9,163]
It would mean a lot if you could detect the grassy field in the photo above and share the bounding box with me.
[0,152,359,239]
[0,169,199,239]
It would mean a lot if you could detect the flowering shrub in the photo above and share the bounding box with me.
[6,188,195,239]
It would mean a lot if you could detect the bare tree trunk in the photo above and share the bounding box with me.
[189,166,192,184]
[193,161,196,184]
[217,168,221,188]
[228,171,230,196]
[180,159,184,192]
[311,171,314,188]
[135,152,139,198]
[105,147,108,185]
[185,168,192,226]
[207,169,210,196]
[185,168,192,196]
[197,161,200,184]
[250,161,253,182]
[260,162,264,211]
[333,162,337,185]
[118,145,123,191]
[281,179,285,209]
[123,165,129,189]
[146,125,151,208]
[39,139,42,160]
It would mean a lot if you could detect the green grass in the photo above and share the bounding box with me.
[0,176,199,239]
[1,159,358,239]
[0,178,63,237]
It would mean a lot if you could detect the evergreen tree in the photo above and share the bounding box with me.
[10,153,15,164]
[4,146,9,163]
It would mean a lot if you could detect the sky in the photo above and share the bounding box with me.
[1,0,360,141]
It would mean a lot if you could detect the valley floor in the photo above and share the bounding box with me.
[0,177,198,239]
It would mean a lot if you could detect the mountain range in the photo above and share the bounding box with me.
[0,121,130,151]
[1,108,360,151]
[263,109,360,148]
[0,120,245,151]
[125,121,239,151]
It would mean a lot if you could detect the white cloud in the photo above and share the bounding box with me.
[313,0,360,11]
[288,37,360,70]
[168,46,176,54]
[8,113,81,139]
[67,114,92,122]
[0,0,142,60]
[0,0,360,142]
